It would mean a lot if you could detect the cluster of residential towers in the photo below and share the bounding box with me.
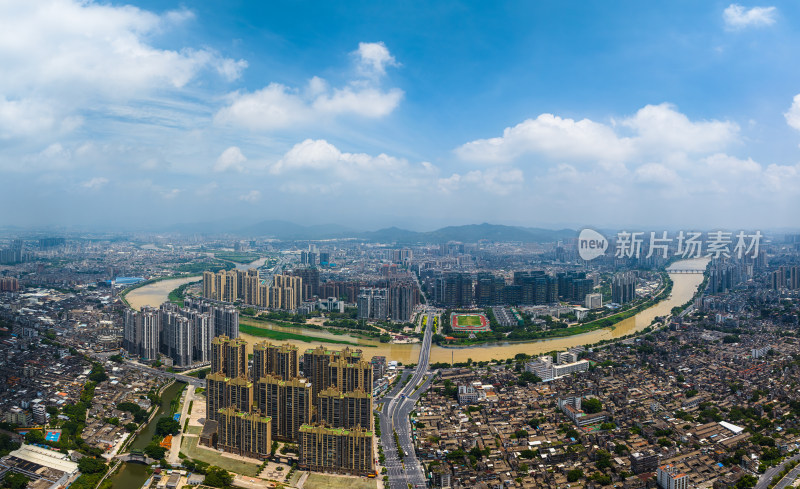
[204,336,375,476]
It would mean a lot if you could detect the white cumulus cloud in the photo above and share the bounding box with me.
[723,4,777,29]
[633,163,680,185]
[0,0,246,146]
[215,43,403,131]
[455,113,632,164]
[622,103,739,155]
[214,146,247,172]
[0,1,245,95]
[785,94,800,132]
[81,177,109,189]
[272,139,436,193]
[355,42,399,77]
[240,190,262,203]
[438,168,524,196]
[455,103,738,166]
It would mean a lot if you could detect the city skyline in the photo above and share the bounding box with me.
[3,1,800,229]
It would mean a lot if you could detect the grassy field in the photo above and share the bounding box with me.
[304,473,377,489]
[168,280,200,304]
[213,252,261,264]
[239,322,368,347]
[172,261,233,273]
[286,470,305,486]
[181,436,260,476]
[456,314,483,326]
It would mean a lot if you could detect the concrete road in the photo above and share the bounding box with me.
[122,359,206,387]
[167,384,194,464]
[85,351,205,387]
[773,464,800,489]
[757,453,800,489]
[378,309,436,489]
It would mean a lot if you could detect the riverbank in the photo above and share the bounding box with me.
[167,280,200,304]
[239,322,370,347]
[120,274,200,308]
[438,272,672,348]
[125,276,202,311]
[105,381,186,489]
[124,259,708,365]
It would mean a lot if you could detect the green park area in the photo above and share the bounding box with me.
[180,436,260,476]
[213,252,261,264]
[304,473,377,489]
[239,321,367,347]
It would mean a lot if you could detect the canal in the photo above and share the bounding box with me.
[106,381,186,489]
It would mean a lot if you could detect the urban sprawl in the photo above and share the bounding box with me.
[0,230,799,489]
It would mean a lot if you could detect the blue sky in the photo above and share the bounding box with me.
[2,1,800,231]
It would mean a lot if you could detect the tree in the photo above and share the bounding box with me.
[596,449,612,470]
[582,398,602,414]
[204,466,233,488]
[155,417,180,437]
[1,472,30,489]
[78,456,107,474]
[736,474,758,489]
[567,469,583,482]
[25,430,45,444]
[518,371,541,384]
[144,443,167,460]
[592,472,612,485]
[0,433,20,457]
[88,364,108,383]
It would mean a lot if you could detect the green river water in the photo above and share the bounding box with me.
[105,381,185,489]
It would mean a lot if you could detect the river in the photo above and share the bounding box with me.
[125,277,200,311]
[126,258,265,312]
[127,258,708,364]
[106,381,186,489]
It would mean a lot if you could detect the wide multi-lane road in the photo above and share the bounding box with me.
[379,308,436,489]
[757,452,800,489]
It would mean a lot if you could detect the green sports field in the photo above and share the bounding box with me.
[456,315,483,326]
[451,313,490,332]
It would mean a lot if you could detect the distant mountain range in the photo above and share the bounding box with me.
[171,220,576,243]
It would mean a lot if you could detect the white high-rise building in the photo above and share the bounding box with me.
[657,464,688,489]
[585,293,603,309]
[32,403,47,425]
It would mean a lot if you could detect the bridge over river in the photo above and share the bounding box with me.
[115,450,156,465]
